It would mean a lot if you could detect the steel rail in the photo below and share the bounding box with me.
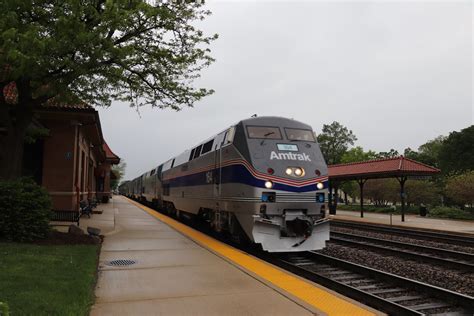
[331,220,474,247]
[272,252,474,316]
[330,232,474,270]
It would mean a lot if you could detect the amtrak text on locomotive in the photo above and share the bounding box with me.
[270,151,311,161]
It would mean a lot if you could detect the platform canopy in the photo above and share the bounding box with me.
[328,156,440,221]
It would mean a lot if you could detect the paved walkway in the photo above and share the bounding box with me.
[331,210,474,235]
[88,197,317,316]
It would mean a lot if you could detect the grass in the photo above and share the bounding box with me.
[0,242,99,316]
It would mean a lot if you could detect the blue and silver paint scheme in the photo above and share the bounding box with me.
[120,116,330,252]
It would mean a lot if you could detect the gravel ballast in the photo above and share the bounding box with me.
[331,226,474,254]
[319,243,474,297]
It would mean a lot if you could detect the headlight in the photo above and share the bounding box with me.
[265,180,273,189]
[294,168,304,176]
[316,182,324,190]
[285,168,293,175]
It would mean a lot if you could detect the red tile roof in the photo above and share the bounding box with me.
[2,81,93,111]
[43,99,94,111]
[328,156,440,180]
[4,81,120,164]
[103,142,120,164]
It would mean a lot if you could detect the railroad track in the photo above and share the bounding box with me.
[331,220,474,247]
[274,251,474,316]
[330,231,474,271]
[139,202,473,314]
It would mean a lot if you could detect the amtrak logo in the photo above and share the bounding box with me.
[270,151,311,161]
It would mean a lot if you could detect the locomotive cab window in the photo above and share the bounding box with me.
[156,165,163,180]
[246,126,282,139]
[201,140,214,155]
[193,145,202,159]
[224,126,235,144]
[284,128,316,142]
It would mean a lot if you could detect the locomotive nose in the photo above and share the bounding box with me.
[284,167,305,177]
[285,217,313,237]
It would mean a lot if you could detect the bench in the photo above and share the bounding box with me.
[51,200,93,225]
[80,200,92,218]
[88,197,98,210]
[51,210,81,225]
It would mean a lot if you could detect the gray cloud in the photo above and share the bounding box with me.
[98,1,473,179]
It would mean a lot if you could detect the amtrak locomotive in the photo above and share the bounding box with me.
[120,116,330,252]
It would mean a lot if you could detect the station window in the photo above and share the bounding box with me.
[201,140,214,155]
[189,148,195,161]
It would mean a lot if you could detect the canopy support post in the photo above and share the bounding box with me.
[328,181,334,215]
[397,176,408,222]
[357,179,367,218]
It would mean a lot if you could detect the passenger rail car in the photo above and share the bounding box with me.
[119,116,330,252]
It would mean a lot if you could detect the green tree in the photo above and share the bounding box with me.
[317,121,357,165]
[339,146,378,204]
[405,180,440,206]
[438,125,474,175]
[404,135,446,168]
[377,149,399,158]
[0,0,217,179]
[341,146,378,163]
[363,179,398,206]
[445,171,474,208]
[403,147,418,160]
[111,160,126,190]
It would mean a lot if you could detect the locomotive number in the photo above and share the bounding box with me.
[206,171,213,184]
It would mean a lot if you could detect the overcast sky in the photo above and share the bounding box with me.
[98,1,473,180]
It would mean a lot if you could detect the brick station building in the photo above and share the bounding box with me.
[2,82,120,212]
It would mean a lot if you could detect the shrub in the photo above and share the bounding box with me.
[429,206,474,220]
[445,171,474,208]
[337,204,419,214]
[0,178,52,241]
[0,302,9,316]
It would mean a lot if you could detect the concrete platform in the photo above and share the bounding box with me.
[89,197,377,316]
[331,210,474,235]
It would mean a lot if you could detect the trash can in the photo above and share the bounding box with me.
[419,205,427,217]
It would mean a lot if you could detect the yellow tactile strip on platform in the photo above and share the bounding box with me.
[126,198,375,316]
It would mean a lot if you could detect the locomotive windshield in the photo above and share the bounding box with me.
[246,126,282,139]
[284,128,316,142]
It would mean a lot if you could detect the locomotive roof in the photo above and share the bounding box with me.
[128,116,315,182]
[239,116,312,130]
